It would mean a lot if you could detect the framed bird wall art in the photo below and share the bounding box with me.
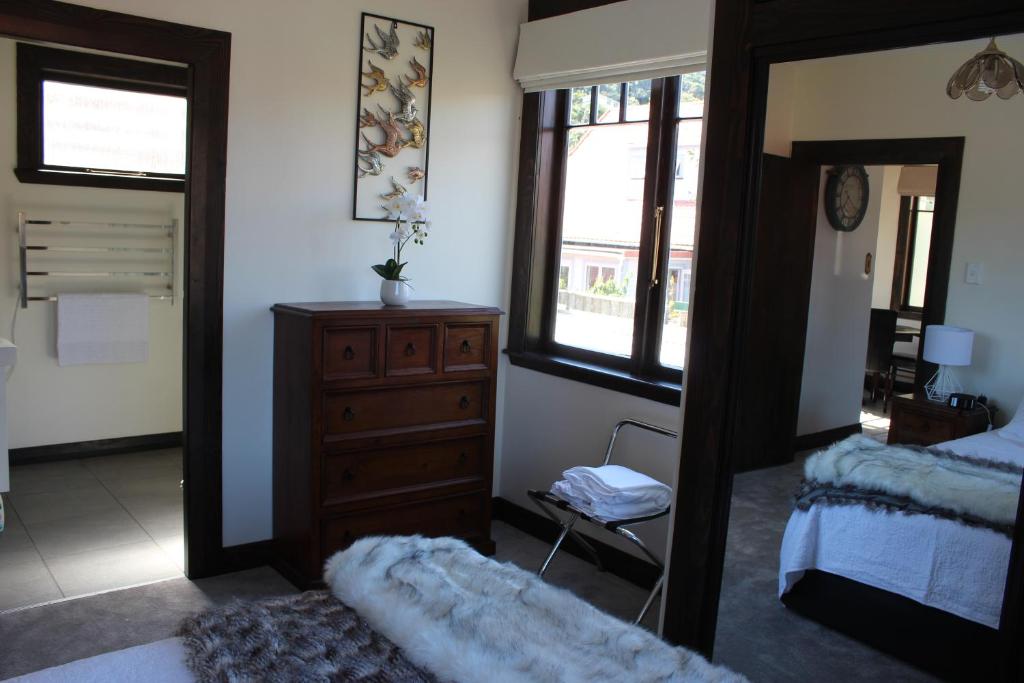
[353,13,434,221]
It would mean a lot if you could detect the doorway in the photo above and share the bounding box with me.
[0,0,229,585]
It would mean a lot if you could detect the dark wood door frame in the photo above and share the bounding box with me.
[664,3,1024,681]
[0,1,231,578]
[790,137,966,395]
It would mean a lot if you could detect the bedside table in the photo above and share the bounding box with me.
[887,394,992,446]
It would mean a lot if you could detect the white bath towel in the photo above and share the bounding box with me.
[57,293,149,366]
[552,464,671,520]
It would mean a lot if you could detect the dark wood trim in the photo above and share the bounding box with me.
[15,42,187,192]
[527,0,624,21]
[782,571,998,682]
[792,423,862,453]
[791,137,964,396]
[670,4,1024,681]
[492,496,661,589]
[10,432,183,466]
[890,195,913,311]
[13,167,185,193]
[219,539,274,574]
[505,350,681,406]
[0,0,231,580]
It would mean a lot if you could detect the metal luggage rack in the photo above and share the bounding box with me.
[16,211,177,308]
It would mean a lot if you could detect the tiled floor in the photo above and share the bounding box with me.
[0,449,183,612]
[860,398,891,442]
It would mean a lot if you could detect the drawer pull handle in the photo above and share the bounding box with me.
[459,396,470,409]
[458,451,468,464]
[343,345,355,360]
[405,342,417,356]
[460,339,472,354]
[342,469,354,482]
[343,407,355,421]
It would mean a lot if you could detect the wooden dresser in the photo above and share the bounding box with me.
[887,393,991,446]
[271,300,501,588]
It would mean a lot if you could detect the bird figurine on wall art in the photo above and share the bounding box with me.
[363,22,400,60]
[407,167,425,184]
[390,82,419,124]
[357,149,385,178]
[361,106,405,158]
[360,61,390,96]
[413,29,431,51]
[404,56,428,88]
[380,177,408,201]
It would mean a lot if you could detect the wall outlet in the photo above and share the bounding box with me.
[965,262,983,285]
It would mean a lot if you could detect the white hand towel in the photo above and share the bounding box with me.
[57,293,149,366]
[552,479,669,521]
[561,465,672,508]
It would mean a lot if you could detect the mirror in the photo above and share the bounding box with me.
[711,32,1024,682]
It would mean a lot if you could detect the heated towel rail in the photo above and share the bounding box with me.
[16,211,177,308]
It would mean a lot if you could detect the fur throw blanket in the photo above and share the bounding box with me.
[177,590,436,682]
[797,434,1022,534]
[325,535,745,683]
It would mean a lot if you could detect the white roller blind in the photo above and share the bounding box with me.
[897,165,938,196]
[513,0,710,92]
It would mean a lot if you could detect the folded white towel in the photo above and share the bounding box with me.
[57,293,149,366]
[552,480,669,521]
[551,465,672,521]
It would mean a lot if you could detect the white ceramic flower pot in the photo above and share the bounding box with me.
[380,279,410,306]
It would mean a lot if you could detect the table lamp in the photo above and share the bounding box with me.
[922,325,974,402]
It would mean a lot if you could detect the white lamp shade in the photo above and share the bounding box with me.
[923,325,974,366]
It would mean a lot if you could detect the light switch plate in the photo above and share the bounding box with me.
[965,262,983,285]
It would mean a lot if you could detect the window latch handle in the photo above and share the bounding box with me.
[650,206,664,289]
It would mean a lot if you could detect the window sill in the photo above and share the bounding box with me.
[15,167,185,193]
[504,349,681,406]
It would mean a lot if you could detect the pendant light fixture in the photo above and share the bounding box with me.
[947,38,1024,101]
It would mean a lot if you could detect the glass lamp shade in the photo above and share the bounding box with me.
[947,39,1024,101]
[923,325,974,367]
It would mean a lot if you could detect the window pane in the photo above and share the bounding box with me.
[678,71,706,119]
[596,83,621,123]
[658,117,704,369]
[908,209,933,308]
[625,79,652,121]
[569,86,592,126]
[555,122,648,357]
[43,80,187,175]
[918,195,935,211]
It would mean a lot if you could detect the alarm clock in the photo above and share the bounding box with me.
[824,165,870,232]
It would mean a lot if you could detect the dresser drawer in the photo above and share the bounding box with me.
[386,325,437,377]
[320,492,487,556]
[322,437,486,505]
[323,381,486,439]
[323,326,378,380]
[444,323,490,372]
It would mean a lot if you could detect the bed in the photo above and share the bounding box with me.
[778,402,1024,679]
[6,535,745,683]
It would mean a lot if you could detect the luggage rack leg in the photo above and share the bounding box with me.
[529,495,604,574]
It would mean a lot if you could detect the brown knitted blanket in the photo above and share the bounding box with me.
[177,590,436,682]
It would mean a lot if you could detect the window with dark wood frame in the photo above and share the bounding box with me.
[507,72,705,405]
[15,43,187,193]
[890,195,935,318]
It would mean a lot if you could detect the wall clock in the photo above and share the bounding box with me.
[824,165,870,231]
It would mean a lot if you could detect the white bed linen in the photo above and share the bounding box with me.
[779,428,1024,628]
[3,638,192,683]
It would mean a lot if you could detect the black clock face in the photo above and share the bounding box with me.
[824,165,870,232]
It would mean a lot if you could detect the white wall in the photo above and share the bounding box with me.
[55,0,527,545]
[499,366,682,558]
[0,37,184,450]
[871,167,900,309]
[769,35,1024,430]
[797,167,883,435]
